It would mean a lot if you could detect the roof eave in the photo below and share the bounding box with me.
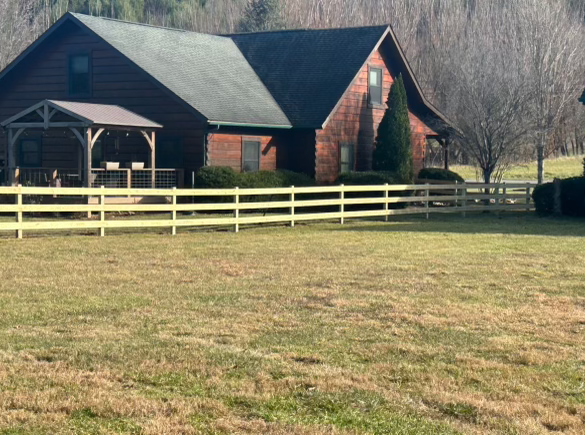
[208,121,292,129]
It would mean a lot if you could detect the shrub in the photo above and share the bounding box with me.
[560,177,585,217]
[418,168,465,183]
[337,171,399,186]
[194,167,315,189]
[532,182,555,215]
[194,166,239,189]
[276,170,316,187]
[532,177,585,217]
[238,171,283,188]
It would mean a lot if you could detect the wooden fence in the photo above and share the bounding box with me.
[0,182,535,239]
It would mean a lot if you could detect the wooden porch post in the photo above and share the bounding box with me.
[142,130,156,188]
[7,129,13,185]
[84,128,92,188]
[7,127,24,185]
[150,132,156,188]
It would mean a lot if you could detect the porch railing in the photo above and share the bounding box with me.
[90,169,184,189]
[5,168,183,189]
[7,167,84,187]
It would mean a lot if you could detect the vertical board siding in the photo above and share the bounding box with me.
[315,48,437,184]
[0,21,205,174]
[207,133,279,172]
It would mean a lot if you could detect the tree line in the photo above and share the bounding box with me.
[1,0,585,182]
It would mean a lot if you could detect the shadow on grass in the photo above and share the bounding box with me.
[332,213,585,238]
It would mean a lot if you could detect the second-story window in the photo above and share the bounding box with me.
[369,67,383,105]
[69,53,91,96]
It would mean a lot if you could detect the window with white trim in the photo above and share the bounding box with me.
[339,142,355,173]
[242,140,261,172]
[369,67,383,105]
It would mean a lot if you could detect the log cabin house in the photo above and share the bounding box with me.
[0,12,450,188]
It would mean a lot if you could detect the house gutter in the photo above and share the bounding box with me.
[208,121,292,129]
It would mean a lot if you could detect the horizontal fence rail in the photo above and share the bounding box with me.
[0,182,536,238]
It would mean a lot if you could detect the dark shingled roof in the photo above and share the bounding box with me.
[230,26,389,128]
[0,13,451,130]
[70,13,291,128]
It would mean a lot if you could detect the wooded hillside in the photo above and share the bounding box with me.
[1,0,585,181]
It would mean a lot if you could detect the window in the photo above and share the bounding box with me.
[242,140,261,172]
[369,67,383,105]
[19,139,41,168]
[339,142,355,173]
[69,53,91,96]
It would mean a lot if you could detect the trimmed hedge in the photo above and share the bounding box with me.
[194,167,315,189]
[194,166,240,189]
[560,177,585,217]
[418,168,465,183]
[337,171,399,185]
[532,182,556,215]
[532,177,585,217]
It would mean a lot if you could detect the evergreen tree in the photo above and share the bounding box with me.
[372,75,414,183]
[238,0,283,33]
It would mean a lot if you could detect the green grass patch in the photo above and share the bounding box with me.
[0,214,584,434]
[451,156,584,181]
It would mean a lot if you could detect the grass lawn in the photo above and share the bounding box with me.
[451,156,584,181]
[0,215,584,434]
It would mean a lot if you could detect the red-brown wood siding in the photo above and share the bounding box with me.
[315,49,437,184]
[207,133,279,172]
[0,21,205,175]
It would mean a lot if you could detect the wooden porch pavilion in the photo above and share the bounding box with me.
[1,100,162,187]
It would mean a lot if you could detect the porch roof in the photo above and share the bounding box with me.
[1,100,163,130]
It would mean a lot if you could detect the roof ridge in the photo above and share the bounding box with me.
[225,24,389,37]
[69,13,388,39]
[68,12,231,39]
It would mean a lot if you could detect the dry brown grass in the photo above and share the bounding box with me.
[0,214,584,434]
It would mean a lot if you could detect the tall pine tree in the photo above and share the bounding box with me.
[372,75,414,183]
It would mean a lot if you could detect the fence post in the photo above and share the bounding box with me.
[340,184,345,225]
[171,187,177,236]
[234,187,239,233]
[99,186,105,237]
[526,185,532,212]
[425,183,430,219]
[16,184,22,239]
[495,184,501,217]
[494,184,500,215]
[462,183,467,218]
[290,185,295,228]
[384,183,389,222]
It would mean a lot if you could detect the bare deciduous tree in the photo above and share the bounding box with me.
[1,0,585,182]
[0,0,42,70]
